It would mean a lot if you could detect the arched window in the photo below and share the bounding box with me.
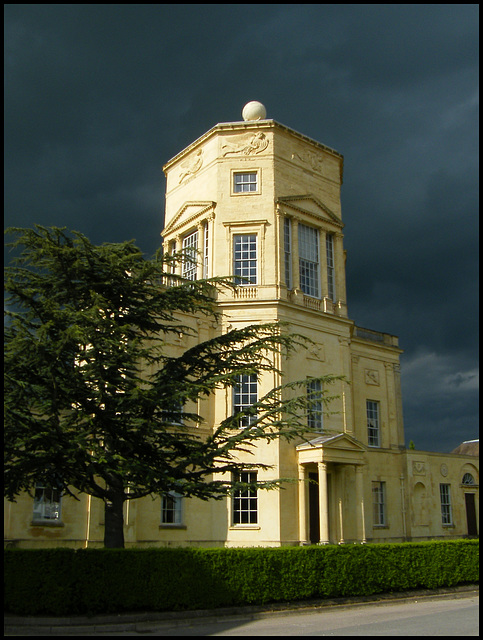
[462,473,475,485]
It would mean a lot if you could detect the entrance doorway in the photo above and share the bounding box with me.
[465,493,478,536]
[308,472,319,544]
[308,471,331,543]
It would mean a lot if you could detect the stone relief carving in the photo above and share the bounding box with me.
[291,150,324,173]
[221,132,269,157]
[412,461,426,476]
[364,369,380,386]
[307,342,325,361]
[179,149,204,183]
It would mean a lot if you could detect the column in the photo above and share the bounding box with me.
[338,499,345,544]
[196,222,205,280]
[319,229,328,300]
[355,465,366,543]
[339,338,354,435]
[276,209,285,294]
[207,212,215,279]
[318,462,330,544]
[334,232,347,316]
[174,235,182,276]
[298,465,309,545]
[292,219,300,291]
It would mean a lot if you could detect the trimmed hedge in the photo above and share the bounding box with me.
[4,540,479,616]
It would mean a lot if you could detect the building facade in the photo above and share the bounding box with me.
[4,104,479,548]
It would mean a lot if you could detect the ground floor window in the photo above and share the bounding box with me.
[372,481,386,527]
[33,484,62,522]
[233,471,258,524]
[161,492,183,525]
[440,483,453,525]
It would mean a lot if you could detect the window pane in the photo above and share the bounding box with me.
[234,172,258,193]
[372,481,386,526]
[298,224,319,297]
[161,493,182,524]
[233,472,258,524]
[234,235,257,285]
[182,230,198,280]
[234,374,258,427]
[307,379,323,431]
[33,485,62,521]
[440,484,452,524]
[367,400,380,447]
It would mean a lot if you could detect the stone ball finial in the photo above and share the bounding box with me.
[242,101,267,121]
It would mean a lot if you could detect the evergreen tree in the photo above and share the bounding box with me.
[4,226,339,548]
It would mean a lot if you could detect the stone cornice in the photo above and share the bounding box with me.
[163,120,343,176]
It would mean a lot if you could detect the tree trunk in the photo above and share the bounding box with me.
[104,491,125,548]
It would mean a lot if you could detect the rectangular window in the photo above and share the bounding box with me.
[326,233,336,302]
[234,373,258,427]
[307,378,323,431]
[182,230,198,281]
[367,400,380,447]
[161,492,183,525]
[233,172,258,193]
[33,484,62,522]
[299,224,320,298]
[284,217,292,289]
[233,471,258,524]
[162,399,184,427]
[234,234,257,285]
[440,484,453,525]
[372,481,386,526]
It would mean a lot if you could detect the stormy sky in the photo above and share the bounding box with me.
[4,4,479,452]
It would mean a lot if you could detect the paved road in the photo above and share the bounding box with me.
[98,593,480,636]
[6,591,478,636]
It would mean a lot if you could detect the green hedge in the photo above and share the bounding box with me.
[4,540,479,616]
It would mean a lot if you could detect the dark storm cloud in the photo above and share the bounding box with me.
[4,4,478,452]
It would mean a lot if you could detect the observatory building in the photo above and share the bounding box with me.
[4,103,479,547]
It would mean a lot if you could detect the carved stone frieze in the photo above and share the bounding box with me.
[307,342,325,362]
[178,149,204,184]
[291,150,324,173]
[221,132,269,157]
[364,369,380,386]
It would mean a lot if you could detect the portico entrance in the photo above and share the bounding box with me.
[297,433,367,545]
